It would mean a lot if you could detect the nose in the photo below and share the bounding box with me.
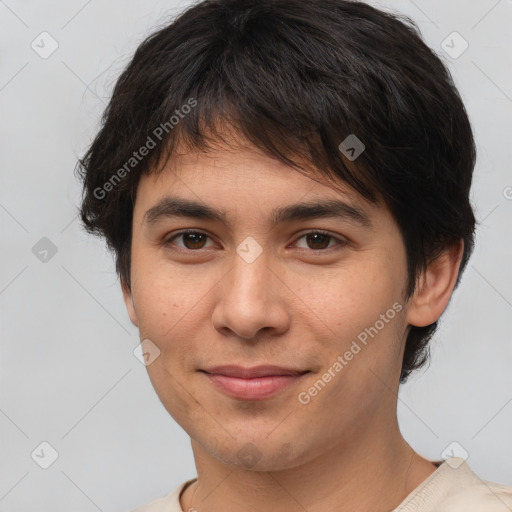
[211,246,291,341]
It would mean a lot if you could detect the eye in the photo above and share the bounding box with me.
[164,230,214,251]
[163,229,346,252]
[292,230,347,251]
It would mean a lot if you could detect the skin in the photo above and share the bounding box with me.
[123,138,464,512]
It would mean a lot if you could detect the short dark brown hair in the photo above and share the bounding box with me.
[76,0,476,383]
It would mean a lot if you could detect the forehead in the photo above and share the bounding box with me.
[138,143,373,209]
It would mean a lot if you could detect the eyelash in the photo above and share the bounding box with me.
[163,229,348,254]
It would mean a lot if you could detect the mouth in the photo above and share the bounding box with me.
[199,365,310,401]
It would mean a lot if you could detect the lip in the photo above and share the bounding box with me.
[202,365,307,378]
[200,365,310,401]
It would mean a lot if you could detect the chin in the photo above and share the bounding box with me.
[196,431,313,472]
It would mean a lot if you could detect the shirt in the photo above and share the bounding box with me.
[131,457,512,512]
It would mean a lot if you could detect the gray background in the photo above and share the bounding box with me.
[1,0,511,510]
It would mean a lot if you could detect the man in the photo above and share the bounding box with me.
[77,0,512,510]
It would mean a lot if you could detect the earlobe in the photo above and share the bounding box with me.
[122,281,139,327]
[405,240,464,328]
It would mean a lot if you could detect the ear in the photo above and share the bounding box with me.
[405,240,464,328]
[121,280,139,327]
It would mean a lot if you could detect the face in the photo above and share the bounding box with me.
[123,142,413,471]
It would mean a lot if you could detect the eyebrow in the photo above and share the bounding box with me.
[143,196,372,229]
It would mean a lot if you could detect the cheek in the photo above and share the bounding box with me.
[131,249,188,319]
[296,258,405,332]
[132,275,176,333]
[302,262,408,383]
[130,255,215,365]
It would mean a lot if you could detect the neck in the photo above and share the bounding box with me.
[180,416,437,512]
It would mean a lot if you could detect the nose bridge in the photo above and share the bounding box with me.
[227,241,273,309]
